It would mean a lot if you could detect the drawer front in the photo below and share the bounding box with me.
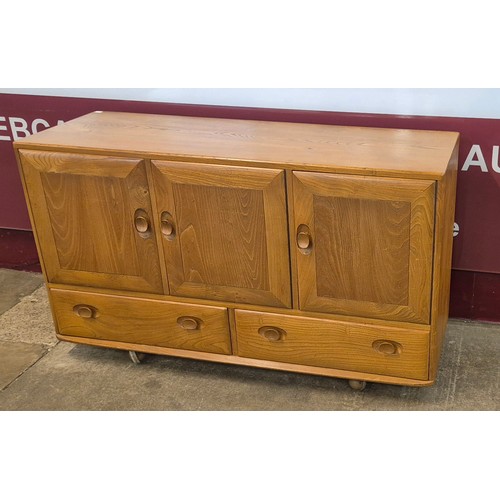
[51,288,232,355]
[235,310,429,380]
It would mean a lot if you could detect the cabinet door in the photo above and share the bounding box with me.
[19,150,163,293]
[292,171,435,323]
[151,161,291,308]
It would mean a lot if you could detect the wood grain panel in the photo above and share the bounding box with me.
[50,288,231,355]
[18,150,163,293]
[235,309,430,380]
[14,111,460,180]
[292,172,435,323]
[173,183,269,289]
[41,172,143,274]
[151,161,291,307]
[314,196,410,305]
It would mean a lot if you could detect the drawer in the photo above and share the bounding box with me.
[235,310,430,380]
[50,288,232,355]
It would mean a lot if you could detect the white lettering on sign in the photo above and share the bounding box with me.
[462,144,500,172]
[0,117,9,141]
[0,116,64,141]
[462,145,488,172]
[9,117,30,140]
[31,118,50,133]
[492,146,500,173]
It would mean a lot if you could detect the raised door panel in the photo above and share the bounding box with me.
[151,161,291,307]
[292,172,435,323]
[19,150,163,293]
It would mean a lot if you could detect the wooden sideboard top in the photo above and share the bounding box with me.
[14,111,459,179]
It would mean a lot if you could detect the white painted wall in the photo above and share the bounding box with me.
[2,88,500,120]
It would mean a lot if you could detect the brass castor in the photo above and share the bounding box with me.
[128,351,146,364]
[348,379,367,391]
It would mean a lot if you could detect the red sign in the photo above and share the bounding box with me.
[1,92,499,274]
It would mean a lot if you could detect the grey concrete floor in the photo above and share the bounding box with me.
[0,268,498,410]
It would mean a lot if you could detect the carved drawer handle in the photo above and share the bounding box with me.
[177,316,202,331]
[258,326,286,342]
[372,340,402,355]
[73,304,97,319]
[160,211,176,239]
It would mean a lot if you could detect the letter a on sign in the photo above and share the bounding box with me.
[462,144,488,172]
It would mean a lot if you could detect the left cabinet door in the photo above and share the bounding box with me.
[18,150,164,294]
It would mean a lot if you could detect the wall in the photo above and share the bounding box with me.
[4,88,500,118]
[1,89,499,321]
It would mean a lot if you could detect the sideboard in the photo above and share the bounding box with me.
[15,112,459,390]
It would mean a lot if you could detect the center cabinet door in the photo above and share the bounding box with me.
[151,161,291,308]
[291,171,435,324]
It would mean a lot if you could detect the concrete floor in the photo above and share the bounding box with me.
[0,268,498,410]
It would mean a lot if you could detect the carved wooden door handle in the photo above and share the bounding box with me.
[134,208,151,236]
[297,231,311,249]
[135,216,149,233]
[296,224,312,252]
[160,211,176,239]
